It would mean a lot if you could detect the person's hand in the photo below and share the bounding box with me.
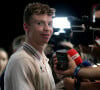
[89,43,100,59]
[79,43,100,59]
[53,55,77,77]
[63,77,74,90]
[52,53,64,79]
[78,44,91,54]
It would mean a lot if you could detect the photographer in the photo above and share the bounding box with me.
[54,3,100,90]
[79,3,100,62]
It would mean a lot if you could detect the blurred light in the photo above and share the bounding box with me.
[54,29,65,35]
[53,17,71,35]
[53,17,71,29]
[93,14,95,22]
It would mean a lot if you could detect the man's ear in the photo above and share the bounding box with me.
[23,23,29,32]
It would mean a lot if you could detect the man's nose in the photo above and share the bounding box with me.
[44,24,50,31]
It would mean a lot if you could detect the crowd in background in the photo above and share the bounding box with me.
[0,2,100,90]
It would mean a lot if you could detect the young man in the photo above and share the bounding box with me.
[4,2,56,90]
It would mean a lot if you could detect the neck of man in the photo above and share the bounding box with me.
[26,40,46,55]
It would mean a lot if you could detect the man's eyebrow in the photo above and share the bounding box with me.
[34,19,53,23]
[33,19,44,23]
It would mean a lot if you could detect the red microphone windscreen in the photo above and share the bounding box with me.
[67,49,82,65]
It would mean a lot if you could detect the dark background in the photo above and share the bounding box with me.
[1,0,100,56]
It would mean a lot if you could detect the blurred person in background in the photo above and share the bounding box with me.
[54,3,100,90]
[12,35,25,52]
[0,48,8,90]
[0,35,25,90]
[79,3,100,64]
[0,48,8,76]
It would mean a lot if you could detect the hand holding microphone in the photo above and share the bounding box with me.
[67,49,91,67]
[67,49,82,66]
[55,48,82,70]
[54,48,91,77]
[53,49,77,76]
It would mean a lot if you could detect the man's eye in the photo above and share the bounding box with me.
[37,22,43,25]
[48,23,52,27]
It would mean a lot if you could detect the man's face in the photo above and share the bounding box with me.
[25,14,53,45]
[0,50,8,75]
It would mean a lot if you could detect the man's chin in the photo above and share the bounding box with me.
[44,39,50,43]
[44,41,49,44]
[40,41,49,45]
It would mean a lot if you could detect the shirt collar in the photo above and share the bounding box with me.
[23,42,49,62]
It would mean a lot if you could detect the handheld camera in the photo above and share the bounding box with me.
[56,49,68,70]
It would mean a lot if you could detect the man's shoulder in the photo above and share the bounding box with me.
[8,48,30,66]
[11,47,29,59]
[5,48,34,74]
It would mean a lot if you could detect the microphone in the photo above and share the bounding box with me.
[67,49,82,66]
[55,48,91,70]
[67,49,91,66]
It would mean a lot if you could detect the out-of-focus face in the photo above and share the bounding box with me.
[94,10,100,18]
[0,50,8,75]
[24,14,53,46]
[93,10,100,38]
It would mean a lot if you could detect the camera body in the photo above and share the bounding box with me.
[69,16,100,46]
[56,49,68,70]
[51,16,100,48]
